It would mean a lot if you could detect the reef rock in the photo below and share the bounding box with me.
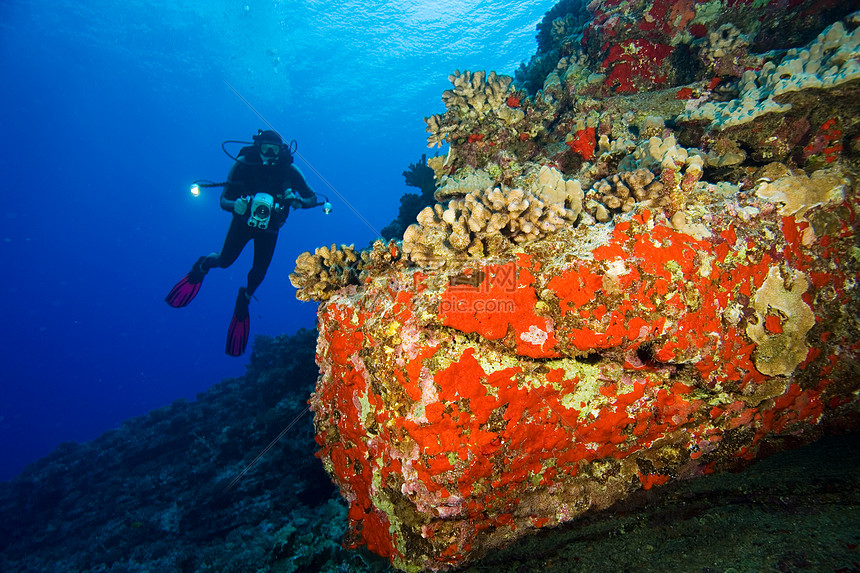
[300,2,860,572]
[311,182,859,570]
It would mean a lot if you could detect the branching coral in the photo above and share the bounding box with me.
[535,164,583,212]
[289,244,361,302]
[443,70,514,119]
[402,167,583,266]
[290,240,402,302]
[608,135,704,214]
[359,239,400,276]
[425,114,458,149]
[585,168,662,222]
[425,70,521,148]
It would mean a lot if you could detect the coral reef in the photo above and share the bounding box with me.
[570,0,855,95]
[400,165,582,266]
[381,154,438,241]
[290,243,361,302]
[421,4,860,187]
[678,18,860,129]
[311,180,859,569]
[294,3,860,571]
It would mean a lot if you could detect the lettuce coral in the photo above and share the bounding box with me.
[677,15,860,129]
[746,266,816,377]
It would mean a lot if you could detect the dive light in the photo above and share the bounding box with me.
[316,193,332,214]
[189,180,224,197]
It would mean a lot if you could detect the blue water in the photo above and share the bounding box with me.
[0,0,556,481]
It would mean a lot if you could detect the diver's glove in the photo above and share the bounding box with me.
[233,197,250,216]
[283,190,301,208]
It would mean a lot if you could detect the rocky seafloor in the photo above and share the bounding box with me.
[0,331,378,573]
[0,329,857,572]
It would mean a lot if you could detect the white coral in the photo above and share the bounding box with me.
[402,171,583,266]
[442,70,514,119]
[425,70,518,147]
[678,12,860,129]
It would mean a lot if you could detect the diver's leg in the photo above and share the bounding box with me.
[205,217,251,270]
[225,231,277,356]
[165,257,207,307]
[166,219,252,307]
[246,231,278,296]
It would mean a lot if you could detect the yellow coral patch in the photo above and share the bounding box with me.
[746,266,815,376]
[755,168,846,221]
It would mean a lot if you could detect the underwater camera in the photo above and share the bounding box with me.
[247,193,274,229]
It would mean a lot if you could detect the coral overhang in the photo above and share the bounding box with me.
[311,198,859,570]
[303,2,860,571]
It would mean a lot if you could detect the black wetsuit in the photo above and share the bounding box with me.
[202,146,316,295]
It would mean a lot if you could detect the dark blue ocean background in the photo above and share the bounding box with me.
[0,0,556,482]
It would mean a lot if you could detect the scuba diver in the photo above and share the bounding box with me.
[165,129,319,356]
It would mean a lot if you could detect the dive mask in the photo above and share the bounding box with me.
[260,143,280,158]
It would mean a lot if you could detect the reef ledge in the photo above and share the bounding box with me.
[303,3,860,571]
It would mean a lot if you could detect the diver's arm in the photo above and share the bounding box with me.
[289,165,318,209]
[220,190,235,212]
[221,162,246,212]
[294,194,318,209]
